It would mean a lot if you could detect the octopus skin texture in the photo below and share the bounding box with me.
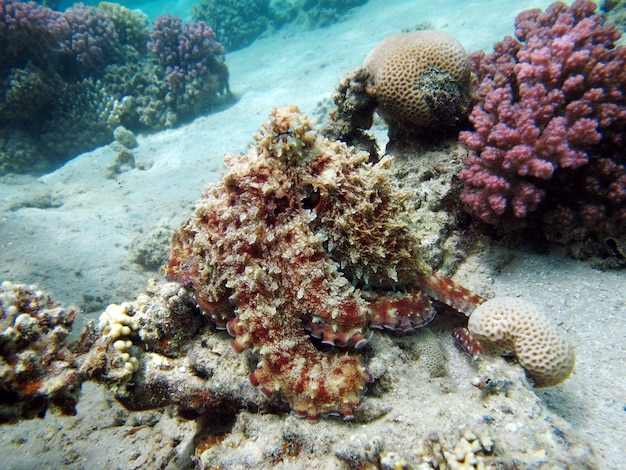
[166,106,485,419]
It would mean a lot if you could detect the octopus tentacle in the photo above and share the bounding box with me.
[415,272,486,316]
[368,290,435,332]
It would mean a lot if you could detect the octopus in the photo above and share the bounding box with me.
[166,106,486,420]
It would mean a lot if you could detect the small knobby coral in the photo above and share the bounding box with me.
[0,0,69,70]
[148,15,226,95]
[98,1,150,52]
[459,0,626,243]
[60,2,120,77]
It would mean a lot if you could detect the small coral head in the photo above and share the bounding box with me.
[468,297,575,387]
[364,30,473,134]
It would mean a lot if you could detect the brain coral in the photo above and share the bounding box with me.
[363,30,473,135]
[467,297,575,387]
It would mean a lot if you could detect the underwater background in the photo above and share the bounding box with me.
[1,0,625,468]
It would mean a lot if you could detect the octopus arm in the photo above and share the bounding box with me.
[228,300,370,419]
[415,272,486,316]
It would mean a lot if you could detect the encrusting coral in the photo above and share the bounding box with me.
[0,281,80,422]
[165,105,571,419]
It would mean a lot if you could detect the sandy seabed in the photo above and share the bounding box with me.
[0,0,624,468]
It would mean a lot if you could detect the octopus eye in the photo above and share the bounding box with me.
[302,189,322,211]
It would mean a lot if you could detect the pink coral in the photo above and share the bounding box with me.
[60,3,119,77]
[459,0,626,241]
[148,15,225,95]
[0,0,69,70]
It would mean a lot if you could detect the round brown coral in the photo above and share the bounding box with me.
[364,30,473,134]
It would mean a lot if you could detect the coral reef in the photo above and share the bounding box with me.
[147,14,230,123]
[39,78,124,162]
[191,0,368,52]
[0,277,595,467]
[148,15,226,94]
[0,281,80,423]
[458,296,575,387]
[363,30,473,141]
[459,0,626,264]
[194,328,593,469]
[191,0,274,52]
[85,280,265,416]
[0,0,68,72]
[0,3,231,175]
[0,100,584,466]
[298,0,368,28]
[97,1,149,53]
[0,129,44,174]
[321,66,475,274]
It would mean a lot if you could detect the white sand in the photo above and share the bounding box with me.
[0,0,624,468]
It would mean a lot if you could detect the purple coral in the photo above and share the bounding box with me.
[148,15,225,94]
[459,0,626,239]
[0,0,69,69]
[60,3,119,77]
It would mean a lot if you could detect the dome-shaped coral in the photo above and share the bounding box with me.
[467,297,575,387]
[363,30,473,135]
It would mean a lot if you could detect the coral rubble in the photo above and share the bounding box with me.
[0,281,80,422]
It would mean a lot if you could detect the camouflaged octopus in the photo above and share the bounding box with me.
[166,106,484,419]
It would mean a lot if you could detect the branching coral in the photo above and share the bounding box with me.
[146,14,229,124]
[98,1,149,53]
[0,0,68,72]
[148,15,227,95]
[459,0,626,255]
[39,78,124,160]
[0,2,232,175]
[0,62,62,125]
[60,2,120,78]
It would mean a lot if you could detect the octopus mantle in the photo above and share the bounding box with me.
[166,106,483,419]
